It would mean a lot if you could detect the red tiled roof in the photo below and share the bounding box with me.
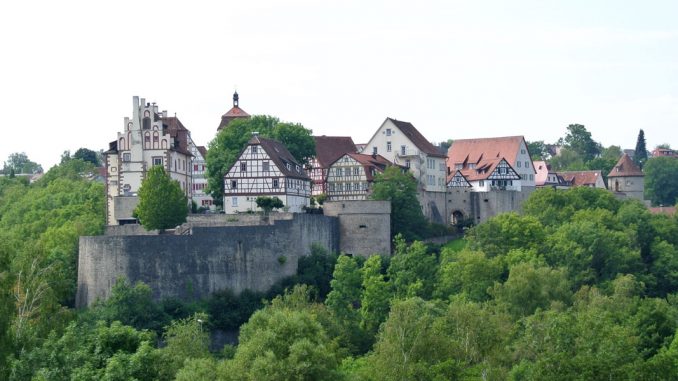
[559,170,603,186]
[344,153,393,181]
[217,106,250,130]
[649,206,676,216]
[455,157,519,182]
[387,118,446,158]
[447,136,527,168]
[608,153,644,177]
[161,117,193,157]
[250,136,310,180]
[314,136,357,168]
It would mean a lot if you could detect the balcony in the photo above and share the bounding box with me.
[396,148,420,157]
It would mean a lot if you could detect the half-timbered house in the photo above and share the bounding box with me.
[326,153,393,201]
[450,157,521,192]
[446,170,472,188]
[223,135,311,213]
[309,136,357,196]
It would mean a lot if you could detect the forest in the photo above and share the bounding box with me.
[1,154,678,380]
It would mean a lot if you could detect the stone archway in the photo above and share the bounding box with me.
[451,210,464,225]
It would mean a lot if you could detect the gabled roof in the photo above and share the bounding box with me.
[161,116,193,157]
[387,118,446,158]
[218,106,250,130]
[314,136,357,168]
[608,153,644,177]
[447,136,530,170]
[456,157,520,181]
[248,136,310,180]
[559,170,603,187]
[342,153,393,182]
[197,146,207,158]
[446,170,472,187]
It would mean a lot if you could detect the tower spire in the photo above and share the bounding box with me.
[233,91,239,107]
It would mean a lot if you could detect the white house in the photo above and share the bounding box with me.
[223,135,311,213]
[363,118,447,193]
[189,141,213,209]
[104,96,193,225]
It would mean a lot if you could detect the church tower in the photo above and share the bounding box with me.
[217,91,251,130]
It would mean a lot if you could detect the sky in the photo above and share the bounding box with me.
[1,0,677,170]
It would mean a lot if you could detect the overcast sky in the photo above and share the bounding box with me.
[1,0,677,170]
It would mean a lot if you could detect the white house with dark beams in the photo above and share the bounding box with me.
[223,135,311,213]
[326,153,393,201]
[446,170,472,188]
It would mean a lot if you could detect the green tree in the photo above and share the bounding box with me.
[436,249,504,302]
[388,237,437,299]
[359,256,391,339]
[72,148,101,166]
[3,152,42,174]
[634,129,648,168]
[644,157,678,206]
[255,195,284,215]
[526,140,549,160]
[326,255,365,353]
[562,123,601,163]
[370,166,428,241]
[586,145,622,178]
[466,213,545,258]
[158,313,210,380]
[134,166,188,230]
[548,147,586,171]
[206,115,315,205]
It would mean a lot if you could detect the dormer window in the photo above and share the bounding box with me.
[251,146,258,154]
[286,163,291,170]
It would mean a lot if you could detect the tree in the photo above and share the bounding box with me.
[3,152,42,174]
[562,124,601,163]
[158,313,210,380]
[436,249,504,302]
[370,166,428,240]
[206,115,315,206]
[359,255,391,339]
[134,166,188,230]
[387,237,437,299]
[634,129,648,168]
[72,147,101,166]
[586,145,622,177]
[255,196,284,215]
[644,157,678,206]
[526,140,549,161]
[326,255,365,353]
[466,213,546,258]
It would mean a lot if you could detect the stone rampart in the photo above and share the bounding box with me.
[76,214,338,307]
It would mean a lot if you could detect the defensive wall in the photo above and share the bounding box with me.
[77,213,339,307]
[77,201,391,308]
[446,187,536,224]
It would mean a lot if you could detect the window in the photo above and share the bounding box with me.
[401,145,406,155]
[353,182,359,191]
[468,163,476,169]
[251,146,258,154]
[521,149,526,154]
[517,161,521,167]
[144,133,150,148]
[406,159,411,168]
[286,163,291,170]
[263,161,270,172]
[387,141,392,152]
[232,197,238,207]
[122,153,131,162]
[337,167,343,177]
[240,162,247,172]
[296,165,300,172]
[373,147,378,155]
[525,161,530,168]
[329,183,335,191]
[273,179,279,188]
[479,180,485,186]
[194,164,198,171]
[353,167,360,176]
[455,163,462,169]
[231,180,237,189]
[386,128,392,136]
[344,168,351,176]
[153,157,163,166]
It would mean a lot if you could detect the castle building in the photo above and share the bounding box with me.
[607,153,645,201]
[326,153,393,201]
[104,96,193,225]
[217,91,250,130]
[308,136,357,196]
[223,135,311,213]
[447,136,536,190]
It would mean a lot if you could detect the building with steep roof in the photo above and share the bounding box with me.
[558,170,606,189]
[364,118,447,193]
[447,136,536,190]
[608,153,645,201]
[651,147,678,158]
[223,135,311,213]
[534,160,568,189]
[308,136,357,196]
[104,96,193,225]
[326,153,394,201]
[189,142,213,209]
[217,91,251,130]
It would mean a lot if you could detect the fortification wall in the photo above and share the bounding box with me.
[77,214,338,307]
[324,201,391,257]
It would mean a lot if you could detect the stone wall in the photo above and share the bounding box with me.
[77,214,338,307]
[445,187,535,225]
[323,201,391,257]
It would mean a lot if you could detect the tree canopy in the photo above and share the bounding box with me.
[2,152,42,174]
[634,129,648,168]
[134,166,188,230]
[644,156,678,206]
[206,115,315,206]
[370,166,428,241]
